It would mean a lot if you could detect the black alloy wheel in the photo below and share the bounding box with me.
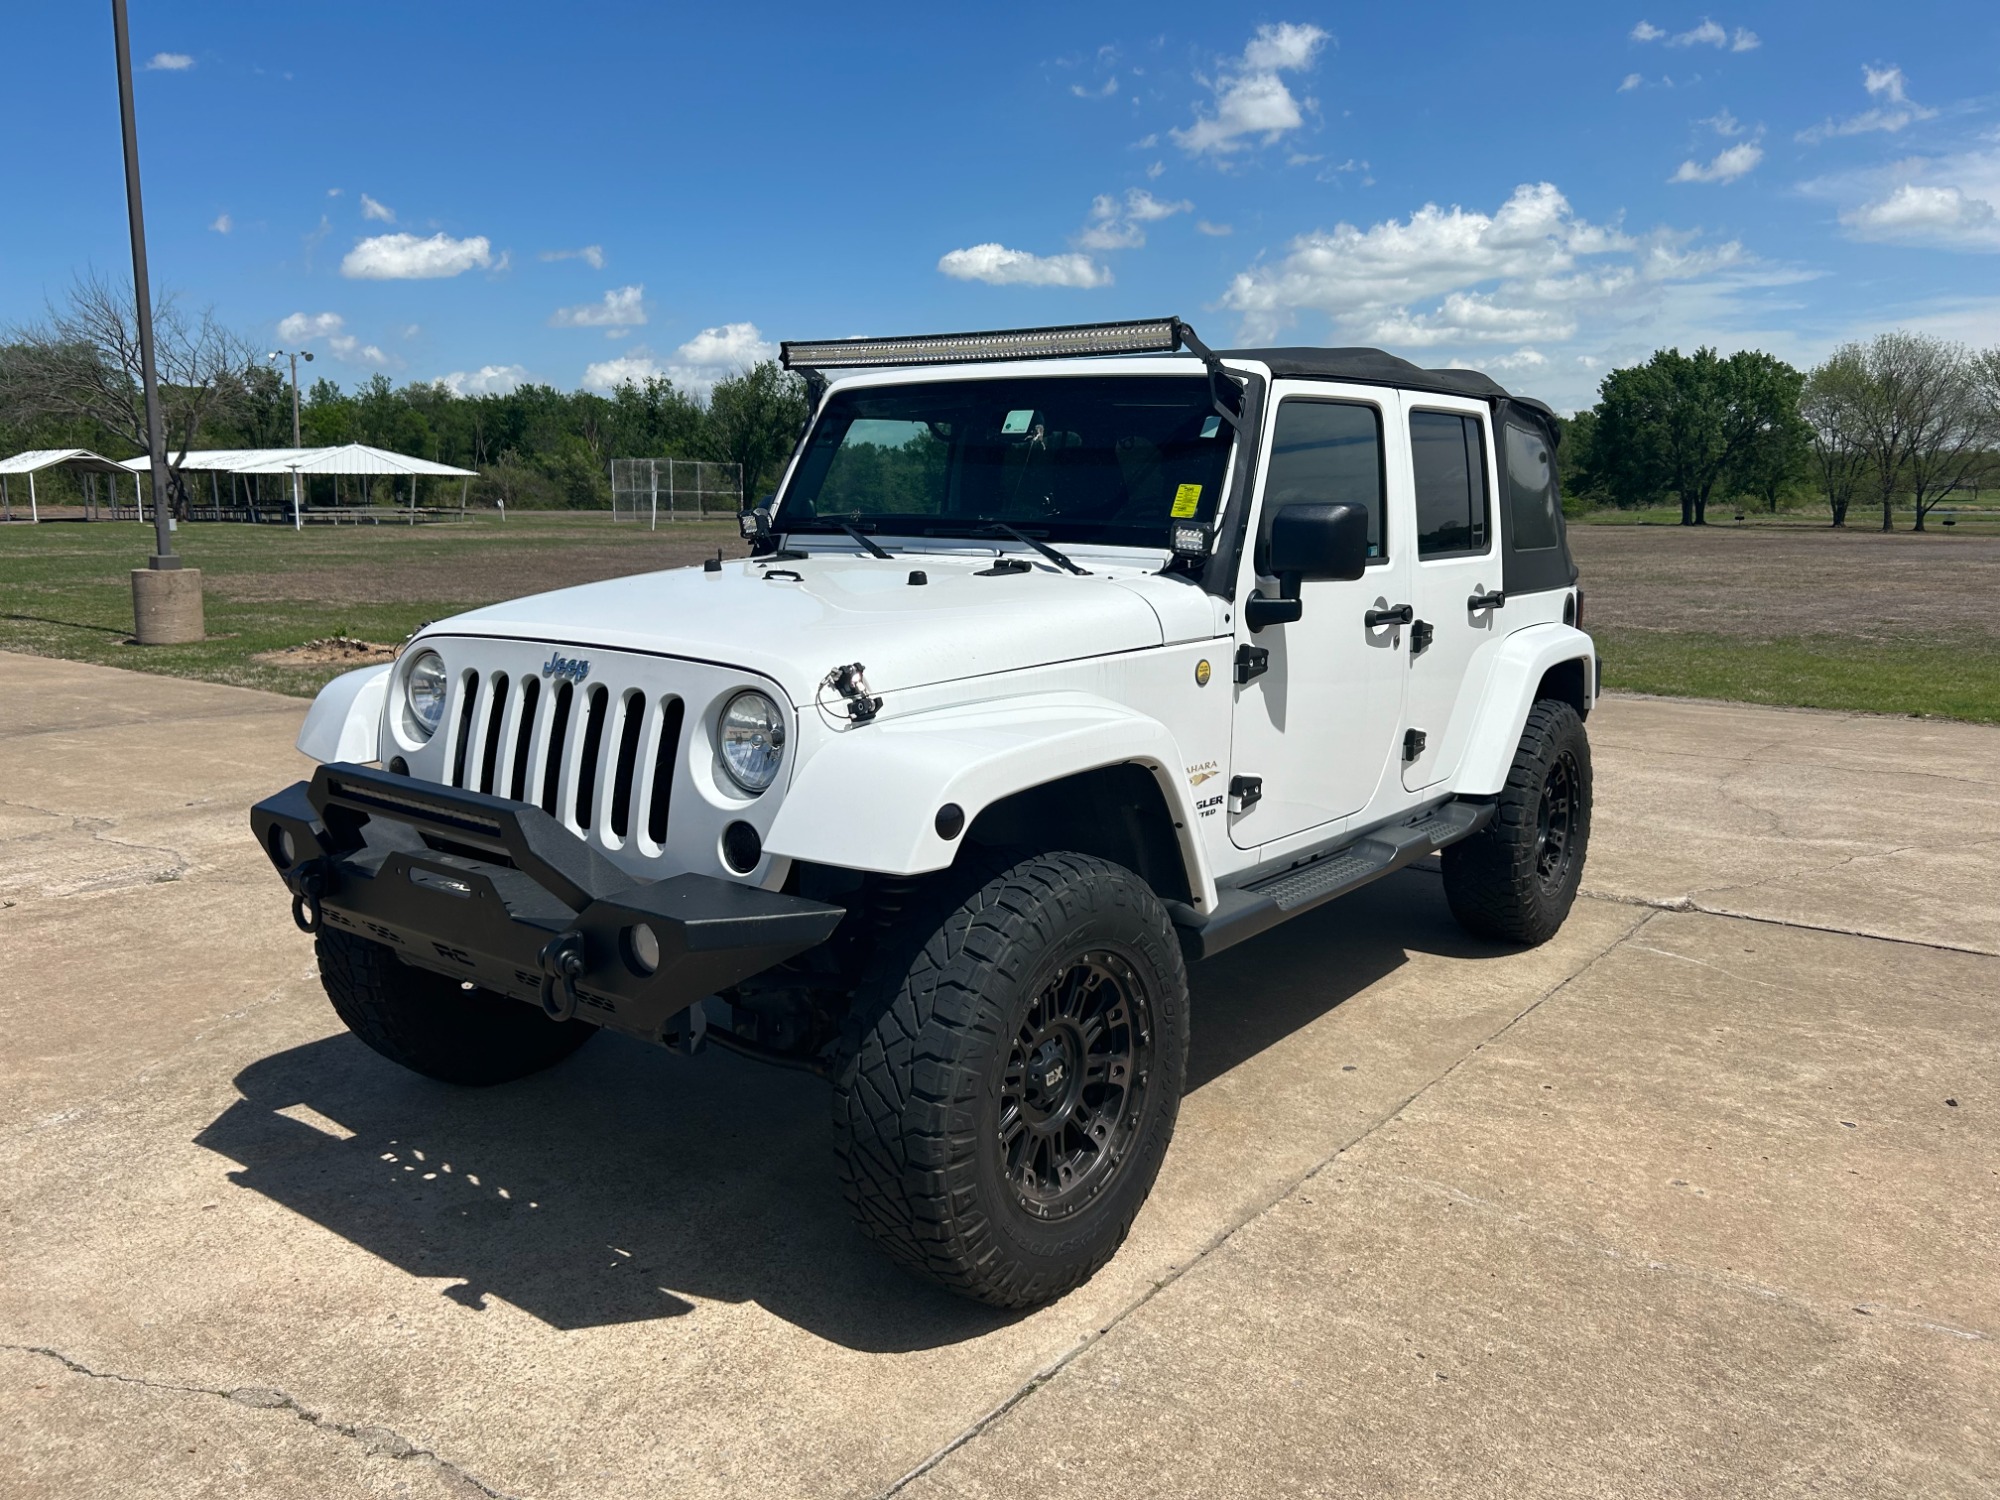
[1000,951,1154,1221]
[1439,698,1592,947]
[1534,749,1581,896]
[833,850,1190,1308]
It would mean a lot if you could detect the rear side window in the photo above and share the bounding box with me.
[1504,423,1560,552]
[1410,411,1490,558]
[1263,399,1386,561]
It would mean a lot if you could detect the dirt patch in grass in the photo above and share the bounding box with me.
[1569,524,2000,643]
[253,636,398,667]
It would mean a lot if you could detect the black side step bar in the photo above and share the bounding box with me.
[1174,799,1495,960]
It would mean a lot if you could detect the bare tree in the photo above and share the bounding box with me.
[1801,350,1870,528]
[0,270,255,509]
[1835,330,1997,532]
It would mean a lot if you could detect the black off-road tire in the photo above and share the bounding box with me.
[833,852,1190,1308]
[316,928,597,1085]
[1442,699,1592,946]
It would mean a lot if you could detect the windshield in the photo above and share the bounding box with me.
[776,374,1234,548]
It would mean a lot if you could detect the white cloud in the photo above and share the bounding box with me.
[327,335,393,367]
[440,364,528,396]
[326,188,343,197]
[539,245,606,269]
[1671,140,1763,183]
[676,322,777,371]
[209,213,232,234]
[1619,73,1643,92]
[1842,184,2000,250]
[1077,188,1194,250]
[1146,160,1165,180]
[1631,19,1757,50]
[1171,22,1329,158]
[359,194,394,223]
[1071,77,1119,99]
[584,351,664,391]
[145,52,194,70]
[1196,220,1234,236]
[276,311,344,342]
[340,232,493,279]
[1489,348,1551,372]
[1671,19,1727,47]
[585,322,780,394]
[550,284,647,330]
[937,243,1113,287]
[1704,109,1743,136]
[1798,65,1936,142]
[1217,181,1776,399]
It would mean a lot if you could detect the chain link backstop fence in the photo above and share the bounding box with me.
[609,459,742,526]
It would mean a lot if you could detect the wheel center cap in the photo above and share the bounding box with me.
[1029,1038,1071,1097]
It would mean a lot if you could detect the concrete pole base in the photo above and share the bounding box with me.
[131,567,205,645]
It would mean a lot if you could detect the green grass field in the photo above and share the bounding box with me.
[3,510,1996,723]
[0,513,735,698]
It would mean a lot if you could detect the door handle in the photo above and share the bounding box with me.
[1467,589,1506,612]
[1365,603,1414,628]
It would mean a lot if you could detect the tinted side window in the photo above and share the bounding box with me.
[1263,399,1386,561]
[1411,411,1490,558]
[1504,423,1560,552]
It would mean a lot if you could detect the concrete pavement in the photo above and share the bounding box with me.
[2,653,1995,1499]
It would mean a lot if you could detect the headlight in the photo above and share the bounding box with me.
[716,690,786,794]
[402,650,448,740]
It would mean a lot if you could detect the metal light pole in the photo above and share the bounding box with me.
[114,0,203,642]
[268,348,314,447]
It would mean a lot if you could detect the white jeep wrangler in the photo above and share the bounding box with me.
[253,318,1596,1308]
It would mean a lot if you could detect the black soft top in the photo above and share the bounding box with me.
[1223,346,1560,433]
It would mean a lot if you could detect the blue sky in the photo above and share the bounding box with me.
[3,1,1996,411]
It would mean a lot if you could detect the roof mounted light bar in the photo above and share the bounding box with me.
[780,317,1190,372]
[781,316,1246,432]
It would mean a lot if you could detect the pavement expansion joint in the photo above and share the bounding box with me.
[874,906,1660,1498]
[1578,888,2000,957]
[5,1342,520,1499]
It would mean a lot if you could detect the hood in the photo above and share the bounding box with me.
[433,550,1184,705]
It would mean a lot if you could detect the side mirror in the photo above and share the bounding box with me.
[1246,502,1370,631]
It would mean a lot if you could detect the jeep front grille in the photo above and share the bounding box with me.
[442,669,685,854]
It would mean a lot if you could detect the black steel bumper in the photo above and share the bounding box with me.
[251,763,844,1041]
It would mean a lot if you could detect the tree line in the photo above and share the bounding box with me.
[0,274,810,511]
[1561,332,2000,530]
[6,275,1996,529]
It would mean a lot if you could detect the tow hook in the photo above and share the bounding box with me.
[285,857,332,934]
[537,931,587,1022]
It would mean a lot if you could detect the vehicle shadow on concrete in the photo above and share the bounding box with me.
[195,869,1504,1349]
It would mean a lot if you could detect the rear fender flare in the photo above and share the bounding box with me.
[1454,624,1597,796]
[764,692,1215,909]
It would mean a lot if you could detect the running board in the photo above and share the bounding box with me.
[1175,799,1495,960]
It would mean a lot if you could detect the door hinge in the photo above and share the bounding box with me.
[1403,728,1428,763]
[1410,619,1434,657]
[1229,774,1262,812]
[1234,644,1269,684]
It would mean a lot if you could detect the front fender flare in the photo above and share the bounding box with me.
[1454,624,1597,796]
[764,692,1215,907]
[297,663,392,764]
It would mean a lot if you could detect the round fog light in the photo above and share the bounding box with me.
[271,826,298,866]
[721,820,763,874]
[625,923,661,976]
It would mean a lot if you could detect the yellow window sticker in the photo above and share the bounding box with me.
[1171,483,1203,518]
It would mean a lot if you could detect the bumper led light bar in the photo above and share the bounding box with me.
[781,318,1190,371]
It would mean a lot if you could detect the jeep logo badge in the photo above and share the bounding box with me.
[541,653,591,684]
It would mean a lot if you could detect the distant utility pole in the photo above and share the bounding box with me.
[268,348,314,447]
[113,0,204,643]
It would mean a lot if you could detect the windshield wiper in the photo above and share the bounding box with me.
[789,517,895,559]
[977,522,1090,576]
